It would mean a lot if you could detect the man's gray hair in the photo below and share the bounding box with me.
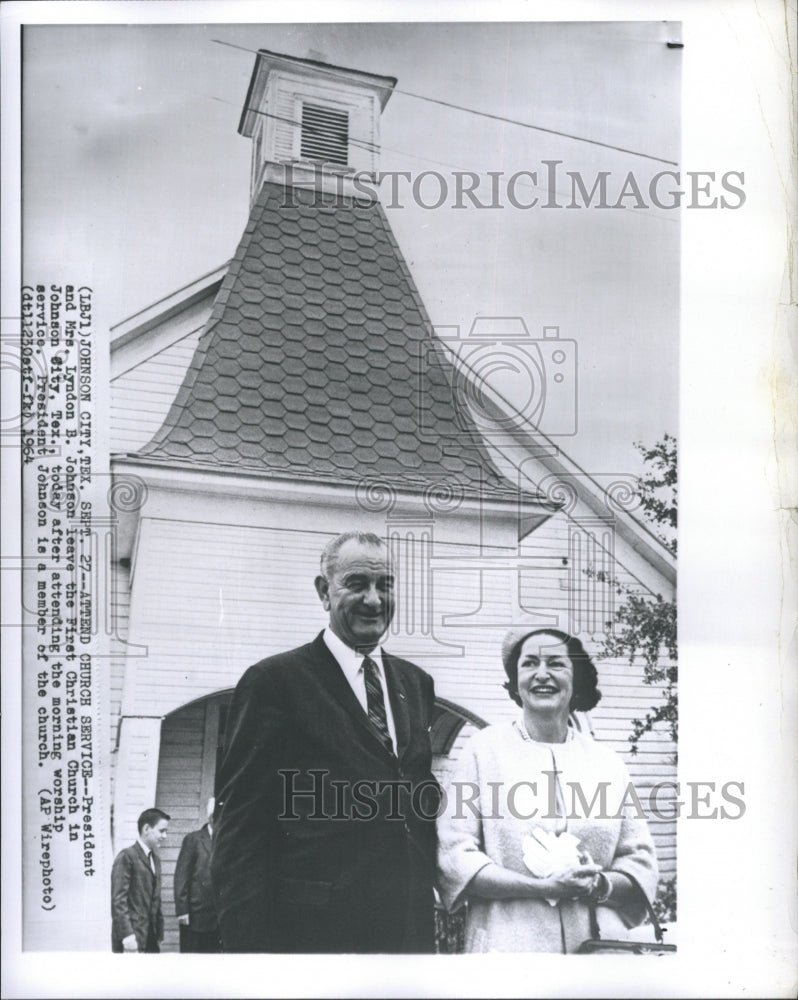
[319,531,387,579]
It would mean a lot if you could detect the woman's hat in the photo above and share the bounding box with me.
[501,626,579,672]
[501,627,541,673]
[500,627,601,713]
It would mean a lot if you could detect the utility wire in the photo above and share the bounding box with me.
[211,38,679,167]
[207,94,678,224]
[209,97,384,157]
[392,89,678,166]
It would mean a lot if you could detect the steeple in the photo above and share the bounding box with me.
[238,49,397,205]
[139,49,516,505]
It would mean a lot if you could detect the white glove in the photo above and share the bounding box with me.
[522,829,584,905]
[522,828,582,877]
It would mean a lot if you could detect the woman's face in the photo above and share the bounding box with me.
[516,635,575,717]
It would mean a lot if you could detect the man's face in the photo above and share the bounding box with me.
[315,540,395,652]
[141,819,169,853]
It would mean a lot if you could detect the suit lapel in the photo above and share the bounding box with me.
[383,653,410,759]
[309,633,391,754]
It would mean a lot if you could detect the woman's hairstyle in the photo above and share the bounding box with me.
[501,628,602,712]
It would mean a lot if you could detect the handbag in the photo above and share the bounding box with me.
[577,872,676,955]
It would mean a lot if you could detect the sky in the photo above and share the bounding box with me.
[22,20,680,481]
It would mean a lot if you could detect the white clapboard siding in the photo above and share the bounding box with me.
[125,521,336,715]
[125,519,516,719]
[517,510,656,632]
[110,327,203,453]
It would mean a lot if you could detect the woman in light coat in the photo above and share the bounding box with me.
[437,627,658,953]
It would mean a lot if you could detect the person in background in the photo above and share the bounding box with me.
[437,627,658,953]
[174,797,221,953]
[111,807,170,953]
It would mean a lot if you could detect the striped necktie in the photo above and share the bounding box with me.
[362,655,392,752]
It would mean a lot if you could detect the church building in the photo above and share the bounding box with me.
[107,49,676,951]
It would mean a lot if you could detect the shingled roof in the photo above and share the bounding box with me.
[138,181,516,500]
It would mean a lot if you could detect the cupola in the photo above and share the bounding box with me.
[238,49,397,204]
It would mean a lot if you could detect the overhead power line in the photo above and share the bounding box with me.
[211,38,679,167]
[388,89,678,166]
[207,94,678,226]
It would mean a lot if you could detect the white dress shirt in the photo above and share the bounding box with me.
[137,837,156,873]
[323,627,398,753]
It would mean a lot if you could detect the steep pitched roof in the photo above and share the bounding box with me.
[139,182,516,500]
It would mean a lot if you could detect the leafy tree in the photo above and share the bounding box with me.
[600,434,678,754]
[599,435,677,923]
[633,435,677,557]
[652,874,677,926]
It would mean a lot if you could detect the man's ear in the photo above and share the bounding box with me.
[314,575,330,608]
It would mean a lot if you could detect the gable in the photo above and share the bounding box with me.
[110,268,223,455]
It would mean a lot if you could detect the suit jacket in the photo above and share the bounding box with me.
[211,632,440,953]
[174,824,218,934]
[111,843,164,951]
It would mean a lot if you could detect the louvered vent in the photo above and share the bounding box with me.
[300,102,349,166]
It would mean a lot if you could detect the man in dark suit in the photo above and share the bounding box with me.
[211,531,440,953]
[174,798,221,953]
[111,807,170,953]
